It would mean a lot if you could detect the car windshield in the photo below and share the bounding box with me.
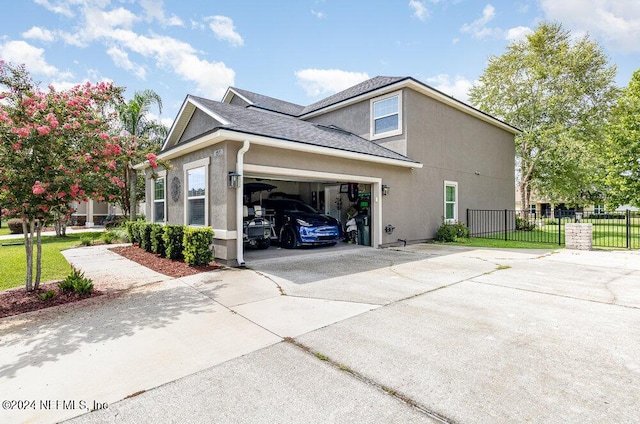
[273,200,320,214]
[278,200,319,214]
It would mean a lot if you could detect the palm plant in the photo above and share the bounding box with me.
[116,89,168,220]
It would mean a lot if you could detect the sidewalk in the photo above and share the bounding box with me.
[0,226,104,241]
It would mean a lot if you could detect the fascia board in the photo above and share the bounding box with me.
[135,129,423,170]
[222,87,253,105]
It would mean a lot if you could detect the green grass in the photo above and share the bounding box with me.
[0,232,103,291]
[0,219,10,236]
[441,237,558,250]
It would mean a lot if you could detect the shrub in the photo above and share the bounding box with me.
[183,227,214,266]
[150,224,166,257]
[102,231,116,244]
[515,216,535,231]
[60,268,94,295]
[8,218,23,234]
[140,223,154,252]
[435,221,469,242]
[125,221,137,244]
[73,278,94,295]
[37,290,56,301]
[163,225,185,260]
[79,234,93,246]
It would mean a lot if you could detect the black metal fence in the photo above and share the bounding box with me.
[467,209,640,249]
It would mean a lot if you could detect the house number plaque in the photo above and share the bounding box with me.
[170,176,181,202]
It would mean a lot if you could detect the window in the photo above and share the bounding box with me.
[153,175,165,223]
[529,204,537,215]
[371,92,402,139]
[184,158,209,226]
[444,181,458,222]
[594,204,605,214]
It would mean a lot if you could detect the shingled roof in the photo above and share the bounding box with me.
[180,95,418,164]
[228,87,305,116]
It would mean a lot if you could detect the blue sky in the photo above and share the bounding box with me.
[2,0,639,125]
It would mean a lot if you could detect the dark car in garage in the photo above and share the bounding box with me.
[255,198,342,248]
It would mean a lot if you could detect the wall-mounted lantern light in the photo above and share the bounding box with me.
[382,184,390,196]
[228,171,241,188]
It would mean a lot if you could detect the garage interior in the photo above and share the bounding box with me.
[242,175,373,254]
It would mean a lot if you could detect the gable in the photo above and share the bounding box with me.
[178,108,224,144]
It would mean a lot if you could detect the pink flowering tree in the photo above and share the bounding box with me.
[0,61,135,291]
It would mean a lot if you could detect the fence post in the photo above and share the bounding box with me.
[558,211,562,245]
[466,208,470,234]
[504,209,508,241]
[627,209,631,249]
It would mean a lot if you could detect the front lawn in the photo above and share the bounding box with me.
[441,237,558,250]
[0,233,103,291]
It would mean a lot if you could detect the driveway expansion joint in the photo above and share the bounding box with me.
[283,337,456,424]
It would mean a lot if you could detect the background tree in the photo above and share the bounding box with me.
[600,69,640,208]
[0,61,125,290]
[468,22,618,212]
[111,89,167,220]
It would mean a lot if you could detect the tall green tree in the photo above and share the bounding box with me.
[601,69,640,208]
[113,89,167,220]
[469,22,618,212]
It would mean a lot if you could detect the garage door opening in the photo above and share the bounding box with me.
[242,176,373,256]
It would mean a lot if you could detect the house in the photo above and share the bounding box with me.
[137,76,519,266]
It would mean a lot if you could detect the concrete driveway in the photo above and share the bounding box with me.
[2,244,639,423]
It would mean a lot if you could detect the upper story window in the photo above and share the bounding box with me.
[370,92,402,139]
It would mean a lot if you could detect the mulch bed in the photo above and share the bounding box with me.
[0,245,223,319]
[109,245,223,278]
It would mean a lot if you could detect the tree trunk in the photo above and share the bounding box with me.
[128,163,137,221]
[23,219,35,291]
[35,220,42,290]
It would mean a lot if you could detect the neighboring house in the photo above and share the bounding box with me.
[515,186,639,217]
[70,199,122,227]
[137,76,519,266]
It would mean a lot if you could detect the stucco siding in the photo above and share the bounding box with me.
[178,109,222,143]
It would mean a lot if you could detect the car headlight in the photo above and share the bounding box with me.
[296,218,312,227]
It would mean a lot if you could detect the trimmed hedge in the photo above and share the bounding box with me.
[163,224,185,260]
[140,222,154,252]
[183,227,214,266]
[150,224,166,257]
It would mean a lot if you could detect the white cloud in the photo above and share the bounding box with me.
[139,0,183,27]
[461,4,502,39]
[0,40,64,77]
[106,46,146,79]
[505,25,533,41]
[34,0,110,18]
[409,0,429,21]
[295,69,369,97]
[22,26,55,42]
[311,9,326,19]
[106,31,234,99]
[206,16,244,47]
[426,74,474,103]
[26,1,235,100]
[540,0,640,53]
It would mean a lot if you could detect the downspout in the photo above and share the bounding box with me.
[236,140,251,266]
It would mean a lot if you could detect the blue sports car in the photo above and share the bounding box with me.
[256,199,342,248]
